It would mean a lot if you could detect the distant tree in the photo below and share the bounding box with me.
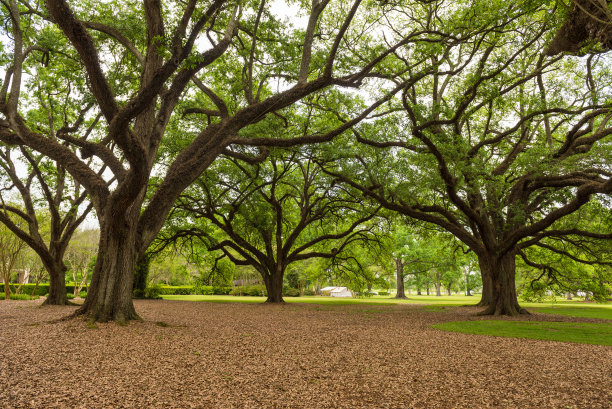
[0,144,94,304]
[18,248,48,296]
[65,229,98,296]
[164,151,383,302]
[0,213,27,299]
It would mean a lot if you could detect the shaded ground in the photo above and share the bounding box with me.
[1,299,611,408]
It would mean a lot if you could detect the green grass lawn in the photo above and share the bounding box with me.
[433,320,612,346]
[160,294,483,306]
[530,306,612,320]
[160,294,612,310]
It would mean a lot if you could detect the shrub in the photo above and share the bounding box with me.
[247,285,266,296]
[1,283,50,296]
[5,293,38,300]
[78,291,88,298]
[133,289,145,298]
[0,284,92,296]
[378,291,389,296]
[230,285,267,296]
[144,284,163,299]
[158,285,194,295]
[213,286,232,295]
[283,287,300,297]
[66,293,75,299]
[229,286,246,296]
[194,285,214,295]
[302,289,315,296]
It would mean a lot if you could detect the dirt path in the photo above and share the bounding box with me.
[1,299,610,408]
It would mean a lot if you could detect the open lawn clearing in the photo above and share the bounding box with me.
[1,299,611,409]
[530,306,612,321]
[162,294,611,309]
[433,320,612,346]
[162,294,489,305]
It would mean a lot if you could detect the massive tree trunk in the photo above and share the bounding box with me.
[395,258,407,299]
[42,261,69,305]
[477,250,526,316]
[75,204,142,323]
[263,267,284,303]
[476,258,494,307]
[133,254,152,296]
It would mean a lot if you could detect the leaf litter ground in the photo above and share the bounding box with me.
[1,299,610,408]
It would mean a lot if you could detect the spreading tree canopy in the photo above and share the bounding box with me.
[0,0,419,321]
[321,1,612,314]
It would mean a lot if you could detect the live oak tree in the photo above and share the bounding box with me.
[0,145,94,305]
[0,9,98,304]
[392,226,466,297]
[164,151,382,303]
[391,224,434,299]
[322,2,612,315]
[0,210,27,299]
[65,228,98,296]
[0,0,418,321]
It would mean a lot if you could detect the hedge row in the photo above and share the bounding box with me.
[0,293,40,300]
[227,286,302,297]
[229,285,267,297]
[158,285,232,295]
[0,283,88,296]
[2,283,305,298]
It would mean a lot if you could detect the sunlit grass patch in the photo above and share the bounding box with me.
[531,306,612,320]
[433,320,612,346]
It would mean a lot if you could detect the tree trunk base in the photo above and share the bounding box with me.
[42,296,73,306]
[73,303,141,325]
[476,304,530,316]
[264,297,285,304]
[394,295,408,299]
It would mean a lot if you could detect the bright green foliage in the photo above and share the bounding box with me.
[0,293,38,300]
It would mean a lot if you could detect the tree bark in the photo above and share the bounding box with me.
[435,273,441,296]
[133,254,152,295]
[394,258,407,299]
[477,250,527,316]
[42,262,69,305]
[263,268,284,303]
[476,258,493,307]
[75,206,141,323]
